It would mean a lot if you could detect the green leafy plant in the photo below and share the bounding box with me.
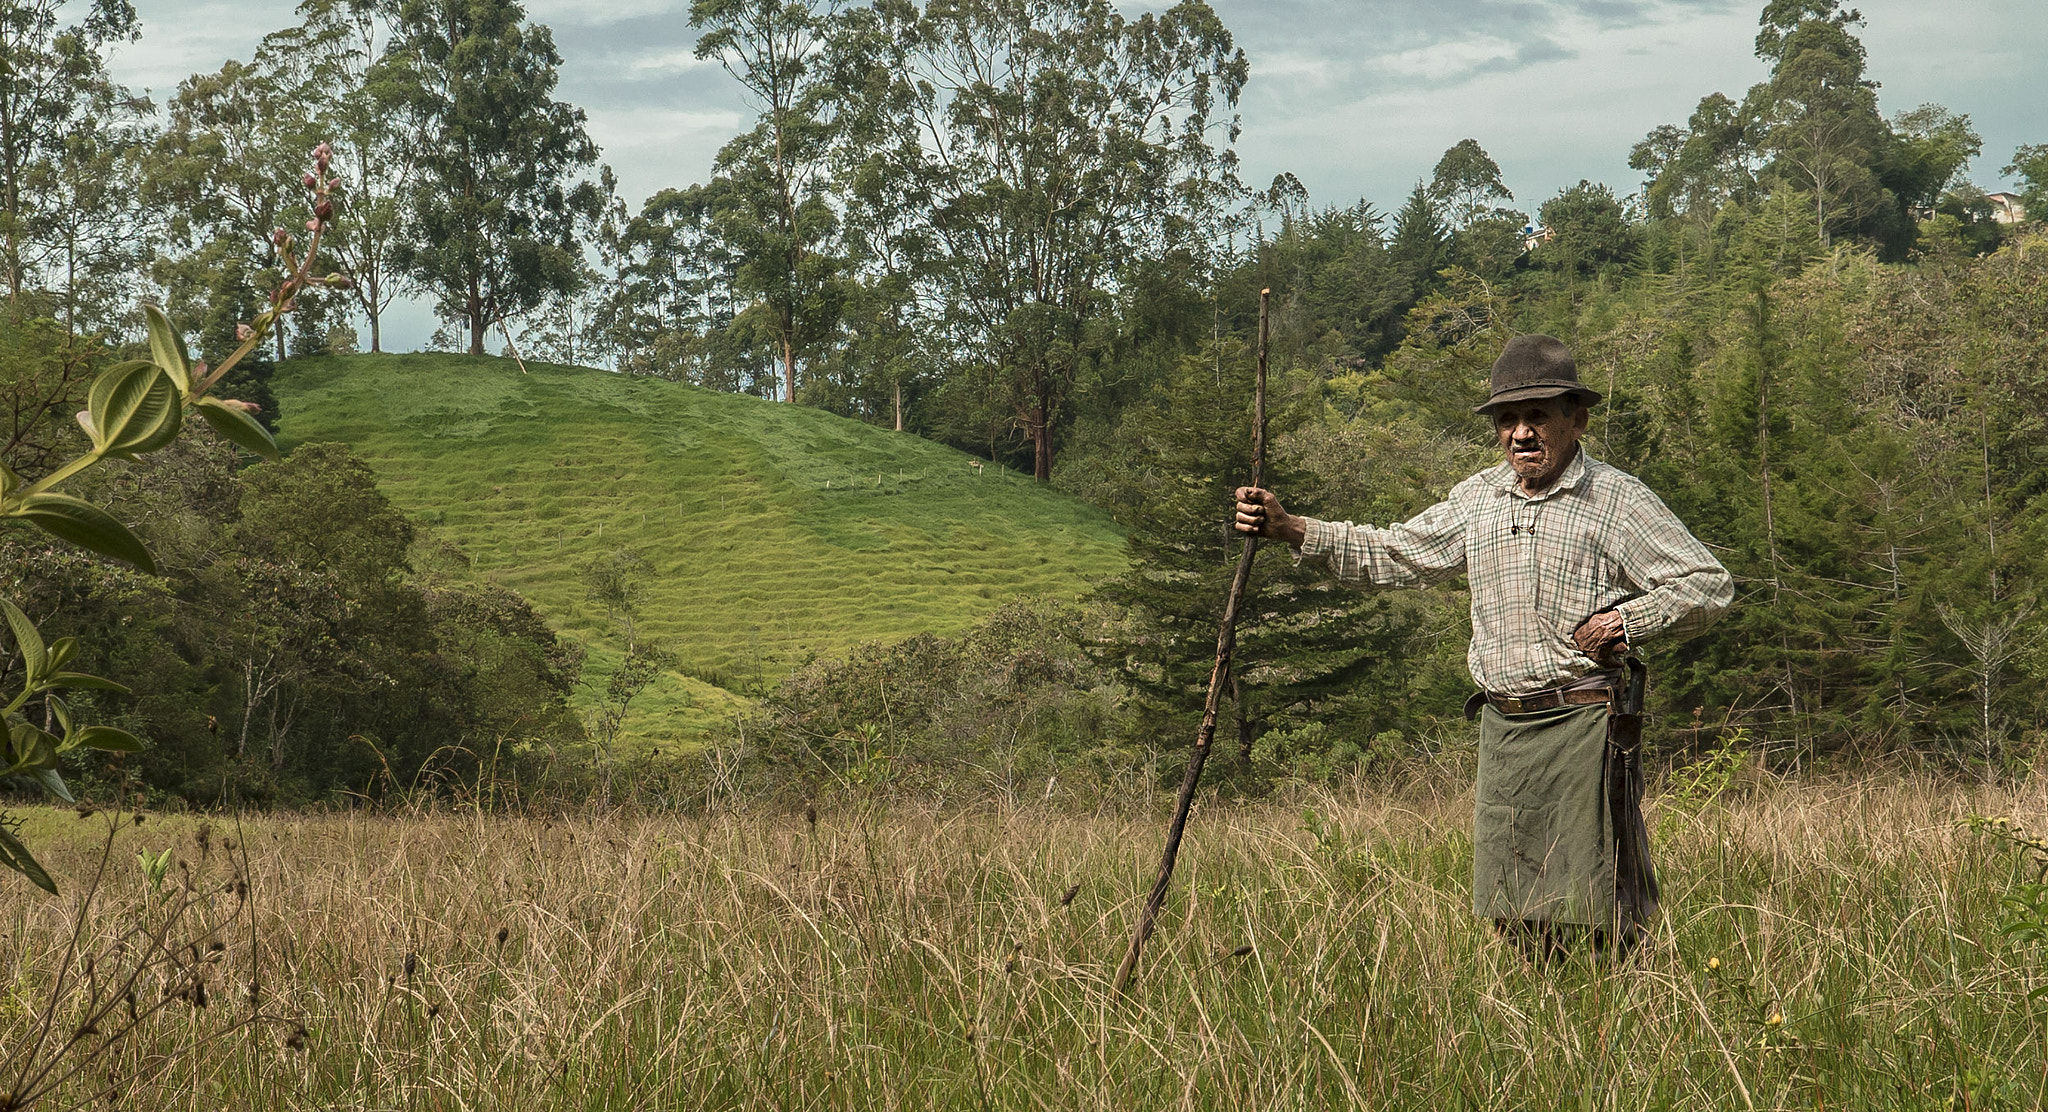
[1,145,344,893]
[1960,813,2048,997]
[1656,726,1749,842]
[135,846,173,894]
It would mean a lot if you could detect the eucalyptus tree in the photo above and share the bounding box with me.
[852,0,1247,480]
[0,0,147,315]
[382,0,602,356]
[263,0,415,353]
[593,183,775,391]
[691,0,849,404]
[22,76,152,336]
[148,56,323,363]
[1427,139,1511,230]
[1745,0,1892,247]
[1630,92,1757,231]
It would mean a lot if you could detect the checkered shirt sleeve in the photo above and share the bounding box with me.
[1294,453,1731,693]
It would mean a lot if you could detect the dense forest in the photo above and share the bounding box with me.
[5,0,2048,819]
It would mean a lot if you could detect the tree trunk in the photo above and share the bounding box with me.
[781,332,796,403]
[468,275,486,356]
[894,380,903,432]
[368,276,382,353]
[1030,405,1052,481]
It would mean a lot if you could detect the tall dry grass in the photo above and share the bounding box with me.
[4,772,2047,1110]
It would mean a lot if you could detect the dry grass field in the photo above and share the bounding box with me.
[5,772,2047,1110]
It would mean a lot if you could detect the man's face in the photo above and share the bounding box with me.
[1491,396,1588,493]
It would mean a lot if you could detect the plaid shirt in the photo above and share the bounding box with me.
[1297,449,1732,695]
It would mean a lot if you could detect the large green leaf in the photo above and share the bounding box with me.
[0,462,17,500]
[48,671,132,695]
[31,767,71,802]
[0,819,57,894]
[143,304,194,393]
[0,597,46,684]
[195,396,280,458]
[9,494,157,573]
[8,719,57,771]
[70,725,144,753]
[85,360,183,458]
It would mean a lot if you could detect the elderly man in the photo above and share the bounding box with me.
[1235,333,1731,955]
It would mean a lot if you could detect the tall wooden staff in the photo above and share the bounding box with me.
[1113,288,1270,996]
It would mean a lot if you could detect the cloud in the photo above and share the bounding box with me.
[520,0,688,26]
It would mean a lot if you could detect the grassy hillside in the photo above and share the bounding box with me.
[273,353,1128,742]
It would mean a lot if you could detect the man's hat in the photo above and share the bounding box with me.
[1473,334,1602,414]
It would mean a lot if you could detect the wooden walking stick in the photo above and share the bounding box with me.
[1113,288,1270,996]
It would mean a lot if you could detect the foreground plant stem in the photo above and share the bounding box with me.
[1113,287,1270,996]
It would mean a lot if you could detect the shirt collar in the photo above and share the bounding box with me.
[1489,446,1594,501]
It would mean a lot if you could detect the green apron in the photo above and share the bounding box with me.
[1472,702,1616,925]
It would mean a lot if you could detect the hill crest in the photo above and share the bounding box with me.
[273,353,1129,741]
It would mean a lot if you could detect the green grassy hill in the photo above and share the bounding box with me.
[273,353,1128,743]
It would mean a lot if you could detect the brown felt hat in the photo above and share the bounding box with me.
[1472,334,1602,414]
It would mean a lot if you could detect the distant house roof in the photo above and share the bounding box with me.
[1986,192,2028,224]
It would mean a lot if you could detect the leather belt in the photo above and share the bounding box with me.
[1465,681,1617,719]
[1487,686,1614,714]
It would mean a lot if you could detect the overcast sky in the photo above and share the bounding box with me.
[106,0,2048,352]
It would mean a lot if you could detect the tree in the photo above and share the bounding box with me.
[1538,180,1639,278]
[2005,144,2048,221]
[855,0,1247,480]
[2,152,337,889]
[1888,103,1980,214]
[21,73,152,336]
[1093,339,1428,778]
[691,0,849,404]
[1746,0,1891,247]
[383,0,603,355]
[1428,138,1512,230]
[1387,183,1448,294]
[0,0,140,307]
[593,182,781,392]
[265,0,417,353]
[148,54,323,363]
[1632,92,1757,229]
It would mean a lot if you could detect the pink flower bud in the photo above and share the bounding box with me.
[303,172,319,189]
[325,273,355,290]
[226,399,262,414]
[313,142,333,168]
[193,362,209,378]
[271,228,289,248]
[236,324,254,341]
[314,199,334,221]
[305,219,320,231]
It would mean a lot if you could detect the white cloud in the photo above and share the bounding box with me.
[624,47,716,75]
[520,0,688,27]
[1375,37,1527,81]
